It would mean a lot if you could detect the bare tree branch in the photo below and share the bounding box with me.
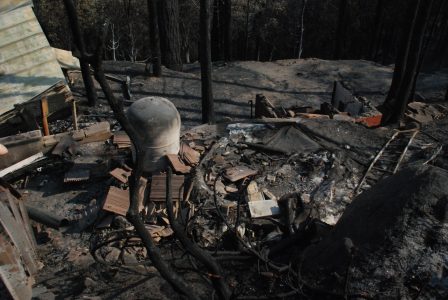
[62,1,196,297]
[165,166,231,300]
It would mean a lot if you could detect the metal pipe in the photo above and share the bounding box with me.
[26,205,69,229]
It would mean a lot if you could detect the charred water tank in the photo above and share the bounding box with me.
[127,97,181,172]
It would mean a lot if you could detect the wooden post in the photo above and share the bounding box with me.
[40,97,50,136]
[72,100,79,131]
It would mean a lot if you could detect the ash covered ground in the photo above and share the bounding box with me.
[4,59,448,299]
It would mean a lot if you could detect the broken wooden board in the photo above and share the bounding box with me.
[0,122,111,171]
[43,122,112,148]
[80,122,112,143]
[0,130,42,146]
[146,225,174,241]
[223,166,258,182]
[0,130,43,169]
[0,188,36,253]
[0,78,72,138]
[0,199,38,275]
[166,154,191,174]
[179,143,200,166]
[245,181,265,202]
[109,167,132,184]
[248,200,280,218]
[52,134,76,156]
[296,113,330,119]
[0,152,44,178]
[0,234,34,300]
[255,94,278,118]
[150,174,184,202]
[405,102,448,124]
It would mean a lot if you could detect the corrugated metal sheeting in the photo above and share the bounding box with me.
[0,3,67,115]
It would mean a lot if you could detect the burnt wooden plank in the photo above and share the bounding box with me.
[0,200,37,274]
[0,234,34,300]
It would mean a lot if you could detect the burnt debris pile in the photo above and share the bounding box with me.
[1,99,447,298]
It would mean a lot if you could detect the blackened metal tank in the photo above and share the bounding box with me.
[127,97,181,172]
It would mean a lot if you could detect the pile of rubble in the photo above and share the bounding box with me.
[0,95,447,298]
[1,2,447,298]
[1,102,446,297]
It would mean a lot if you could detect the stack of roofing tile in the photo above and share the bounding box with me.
[112,131,131,149]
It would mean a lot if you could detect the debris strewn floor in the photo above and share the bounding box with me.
[1,58,448,299]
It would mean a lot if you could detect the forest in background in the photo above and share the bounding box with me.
[34,0,448,69]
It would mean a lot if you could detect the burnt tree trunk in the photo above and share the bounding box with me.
[148,0,162,76]
[410,0,446,101]
[334,0,348,60]
[244,0,250,60]
[200,0,215,124]
[158,0,183,71]
[297,0,308,59]
[223,0,232,61]
[384,0,421,105]
[63,0,97,107]
[433,18,448,68]
[369,0,384,60]
[212,0,222,60]
[383,0,434,124]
